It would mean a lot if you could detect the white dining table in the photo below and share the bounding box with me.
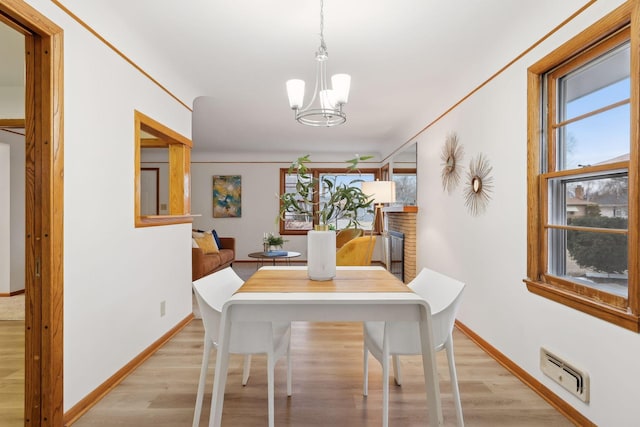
[209,266,443,426]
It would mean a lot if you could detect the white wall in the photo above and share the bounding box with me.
[0,143,9,294]
[9,135,24,294]
[0,134,26,295]
[0,133,26,295]
[0,87,24,118]
[24,0,193,410]
[415,0,636,425]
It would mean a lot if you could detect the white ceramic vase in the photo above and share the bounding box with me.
[307,229,336,281]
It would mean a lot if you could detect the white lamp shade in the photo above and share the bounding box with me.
[286,79,305,109]
[362,180,396,204]
[331,74,351,104]
[319,89,337,110]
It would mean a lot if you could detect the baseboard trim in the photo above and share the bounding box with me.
[455,320,595,427]
[63,314,194,426]
[0,289,25,297]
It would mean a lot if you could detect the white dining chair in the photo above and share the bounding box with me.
[362,267,466,427]
[192,267,292,427]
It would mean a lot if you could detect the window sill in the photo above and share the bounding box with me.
[524,279,640,332]
[136,214,195,228]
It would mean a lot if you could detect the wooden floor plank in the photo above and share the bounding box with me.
[0,320,25,427]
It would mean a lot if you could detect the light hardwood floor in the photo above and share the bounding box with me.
[72,320,573,427]
[0,320,24,427]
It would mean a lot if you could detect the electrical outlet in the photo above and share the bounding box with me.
[160,300,166,317]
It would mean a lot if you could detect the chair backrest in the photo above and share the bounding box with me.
[386,267,465,353]
[336,228,363,248]
[193,267,284,354]
[336,236,376,266]
[192,267,244,345]
[408,268,465,349]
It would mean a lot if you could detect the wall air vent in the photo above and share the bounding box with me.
[540,347,589,402]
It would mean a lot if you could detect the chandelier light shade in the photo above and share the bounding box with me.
[286,0,351,127]
[286,80,305,109]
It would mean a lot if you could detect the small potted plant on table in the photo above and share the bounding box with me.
[263,233,287,254]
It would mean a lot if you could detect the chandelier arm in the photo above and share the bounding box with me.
[300,57,322,112]
[319,57,328,92]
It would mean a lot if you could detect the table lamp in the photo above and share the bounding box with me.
[362,180,396,269]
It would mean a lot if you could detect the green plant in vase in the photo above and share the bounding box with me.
[278,154,376,280]
[278,154,375,231]
[263,232,287,253]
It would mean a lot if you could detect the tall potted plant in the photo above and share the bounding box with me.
[278,155,375,280]
[279,154,375,229]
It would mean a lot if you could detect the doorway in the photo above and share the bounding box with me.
[0,1,64,426]
[0,18,26,427]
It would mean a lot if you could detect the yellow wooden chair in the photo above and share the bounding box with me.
[335,228,364,249]
[336,236,376,266]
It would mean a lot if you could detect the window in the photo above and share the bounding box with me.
[526,3,640,331]
[134,110,193,227]
[279,168,380,235]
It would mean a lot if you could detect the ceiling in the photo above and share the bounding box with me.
[3,0,590,159]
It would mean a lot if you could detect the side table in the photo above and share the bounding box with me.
[247,251,301,268]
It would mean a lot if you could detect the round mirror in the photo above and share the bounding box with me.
[446,156,455,172]
[472,176,482,193]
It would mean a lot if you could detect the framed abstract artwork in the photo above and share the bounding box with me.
[213,175,242,217]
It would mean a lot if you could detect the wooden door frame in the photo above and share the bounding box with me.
[0,1,64,426]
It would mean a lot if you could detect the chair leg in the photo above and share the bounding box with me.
[445,338,464,427]
[392,355,403,386]
[267,352,275,427]
[286,340,292,397]
[242,354,252,386]
[192,338,212,427]
[363,340,369,396]
[382,325,390,427]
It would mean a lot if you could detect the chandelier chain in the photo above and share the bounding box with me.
[318,0,327,55]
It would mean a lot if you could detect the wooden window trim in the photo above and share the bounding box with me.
[134,110,193,227]
[381,163,390,180]
[392,168,417,174]
[278,167,381,235]
[526,0,640,331]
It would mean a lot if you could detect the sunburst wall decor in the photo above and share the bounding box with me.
[464,153,494,216]
[440,132,464,193]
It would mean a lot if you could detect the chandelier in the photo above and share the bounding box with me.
[286,0,351,127]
